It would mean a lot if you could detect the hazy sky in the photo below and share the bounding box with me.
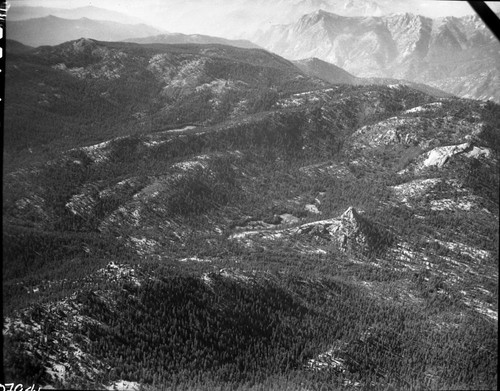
[7,0,500,38]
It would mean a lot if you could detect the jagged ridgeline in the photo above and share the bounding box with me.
[3,39,499,390]
[254,10,500,103]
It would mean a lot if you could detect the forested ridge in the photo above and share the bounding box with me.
[3,39,498,390]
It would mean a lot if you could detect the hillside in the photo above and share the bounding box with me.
[6,39,34,54]
[253,11,500,103]
[293,57,358,84]
[6,5,142,24]
[125,33,261,49]
[3,39,499,390]
[3,38,322,170]
[294,56,453,98]
[6,16,163,47]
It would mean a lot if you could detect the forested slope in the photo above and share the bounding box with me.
[3,39,499,390]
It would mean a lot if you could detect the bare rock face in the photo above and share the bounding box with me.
[423,143,493,167]
[400,142,494,174]
[229,207,392,255]
[295,206,391,253]
[351,116,432,149]
[331,207,368,250]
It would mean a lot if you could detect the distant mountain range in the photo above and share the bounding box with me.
[7,15,163,47]
[254,10,500,102]
[6,14,261,50]
[6,5,141,24]
[7,4,499,102]
[125,33,261,49]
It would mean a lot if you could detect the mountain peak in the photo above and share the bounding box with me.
[295,9,344,32]
[73,37,97,46]
[335,206,392,253]
[338,206,364,237]
[313,9,331,16]
[301,8,340,21]
[341,206,360,220]
[254,9,499,102]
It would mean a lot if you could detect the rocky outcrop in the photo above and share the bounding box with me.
[294,206,390,253]
[400,142,494,174]
[350,102,488,150]
[230,207,392,254]
[423,143,492,168]
[351,117,434,149]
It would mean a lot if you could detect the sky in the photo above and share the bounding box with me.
[7,0,500,38]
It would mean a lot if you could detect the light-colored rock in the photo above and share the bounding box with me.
[425,143,492,167]
[97,261,142,287]
[352,117,428,148]
[105,380,141,391]
[306,347,347,372]
[179,257,212,263]
[423,143,473,168]
[280,213,300,225]
[305,204,321,214]
[401,143,494,174]
[391,178,442,202]
[404,102,443,114]
[230,207,386,253]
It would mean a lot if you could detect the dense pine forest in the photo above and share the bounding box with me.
[3,39,499,390]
